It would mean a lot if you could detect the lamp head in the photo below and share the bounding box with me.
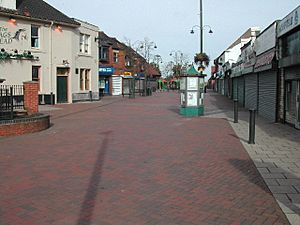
[190,29,194,34]
[209,29,213,34]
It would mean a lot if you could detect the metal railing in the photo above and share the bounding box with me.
[0,85,24,120]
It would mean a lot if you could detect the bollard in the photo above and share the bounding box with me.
[234,99,238,123]
[249,109,256,144]
[50,92,54,105]
[89,91,93,102]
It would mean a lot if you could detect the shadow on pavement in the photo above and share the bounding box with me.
[76,131,112,225]
[229,158,270,193]
[229,158,300,217]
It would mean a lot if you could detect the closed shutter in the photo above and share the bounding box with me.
[224,78,228,97]
[232,78,238,100]
[258,71,277,122]
[245,73,258,109]
[112,76,122,96]
[237,76,245,106]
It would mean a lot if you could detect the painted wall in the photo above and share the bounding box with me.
[0,15,99,103]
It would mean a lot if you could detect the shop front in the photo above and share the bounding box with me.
[99,67,114,96]
[277,6,300,128]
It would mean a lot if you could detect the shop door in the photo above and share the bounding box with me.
[104,79,109,94]
[57,76,68,103]
[296,81,300,129]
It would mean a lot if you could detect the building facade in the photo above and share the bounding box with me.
[278,5,300,129]
[0,0,99,104]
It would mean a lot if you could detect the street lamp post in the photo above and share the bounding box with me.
[190,0,213,54]
[200,0,203,54]
[140,41,157,96]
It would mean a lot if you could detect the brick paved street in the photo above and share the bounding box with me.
[0,91,291,225]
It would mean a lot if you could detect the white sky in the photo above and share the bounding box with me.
[47,0,299,74]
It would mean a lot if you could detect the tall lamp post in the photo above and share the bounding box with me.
[139,40,157,96]
[190,0,213,54]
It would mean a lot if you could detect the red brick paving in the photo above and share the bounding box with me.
[0,92,290,225]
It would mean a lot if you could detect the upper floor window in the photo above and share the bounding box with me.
[31,25,40,48]
[125,55,131,66]
[113,50,119,63]
[80,34,90,54]
[99,46,109,61]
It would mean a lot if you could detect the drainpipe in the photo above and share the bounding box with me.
[49,21,54,104]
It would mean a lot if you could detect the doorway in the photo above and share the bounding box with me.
[56,68,69,103]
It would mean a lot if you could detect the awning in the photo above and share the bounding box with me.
[254,51,275,69]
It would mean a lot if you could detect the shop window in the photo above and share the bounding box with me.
[286,81,296,116]
[31,25,40,48]
[80,69,91,91]
[32,66,41,91]
[80,34,90,54]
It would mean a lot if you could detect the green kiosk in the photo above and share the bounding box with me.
[179,65,206,117]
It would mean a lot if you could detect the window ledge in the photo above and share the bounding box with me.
[78,53,92,57]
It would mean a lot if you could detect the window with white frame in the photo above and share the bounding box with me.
[31,25,40,48]
[80,34,91,54]
[113,50,119,63]
[32,66,41,91]
[80,69,91,91]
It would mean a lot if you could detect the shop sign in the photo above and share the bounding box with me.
[241,44,255,68]
[0,25,13,44]
[278,6,300,37]
[124,72,132,76]
[254,22,276,55]
[99,67,114,75]
[0,24,28,45]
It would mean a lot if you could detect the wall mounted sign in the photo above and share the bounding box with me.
[278,6,300,37]
[0,25,28,44]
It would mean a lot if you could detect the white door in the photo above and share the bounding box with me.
[296,81,300,129]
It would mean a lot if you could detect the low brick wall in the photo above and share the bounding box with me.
[0,114,50,136]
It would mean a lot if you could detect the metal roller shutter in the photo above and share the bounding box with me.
[224,77,229,97]
[237,76,245,106]
[232,78,238,100]
[258,71,277,122]
[245,73,258,110]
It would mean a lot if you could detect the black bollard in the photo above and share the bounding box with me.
[234,99,238,123]
[249,109,256,144]
[50,92,54,105]
[89,91,93,102]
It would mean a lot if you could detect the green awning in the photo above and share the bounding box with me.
[187,66,200,75]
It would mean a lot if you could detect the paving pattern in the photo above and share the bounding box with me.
[204,91,300,225]
[0,92,291,225]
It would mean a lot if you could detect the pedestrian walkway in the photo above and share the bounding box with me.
[204,90,300,225]
[0,91,293,225]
